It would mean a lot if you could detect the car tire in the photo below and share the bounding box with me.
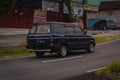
[58,46,67,57]
[86,43,95,53]
[35,52,44,57]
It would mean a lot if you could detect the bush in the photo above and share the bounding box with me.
[0,47,34,58]
[95,36,120,44]
[96,61,120,79]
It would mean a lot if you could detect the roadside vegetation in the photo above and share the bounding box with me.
[95,35,120,44]
[0,35,120,59]
[96,61,120,80]
[0,47,34,59]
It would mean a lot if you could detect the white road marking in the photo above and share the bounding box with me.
[86,67,106,73]
[0,38,120,61]
[42,56,83,63]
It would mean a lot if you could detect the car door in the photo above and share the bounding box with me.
[52,23,64,48]
[64,24,77,50]
[74,26,88,48]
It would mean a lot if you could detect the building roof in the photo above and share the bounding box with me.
[99,1,120,11]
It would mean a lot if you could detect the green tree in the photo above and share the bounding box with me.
[0,0,15,18]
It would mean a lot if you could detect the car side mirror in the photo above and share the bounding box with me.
[84,31,87,35]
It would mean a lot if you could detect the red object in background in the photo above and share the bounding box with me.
[75,21,84,27]
[0,5,34,28]
[47,11,70,22]
[33,9,47,23]
[0,5,70,28]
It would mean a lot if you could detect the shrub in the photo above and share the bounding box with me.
[96,61,120,79]
[0,47,34,58]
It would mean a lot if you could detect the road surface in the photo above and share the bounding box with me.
[0,39,120,80]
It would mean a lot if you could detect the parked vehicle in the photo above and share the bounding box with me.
[107,20,116,30]
[88,18,117,30]
[26,22,96,57]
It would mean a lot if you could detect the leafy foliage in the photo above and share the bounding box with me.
[95,36,120,44]
[0,0,15,18]
[0,47,34,58]
[96,61,120,79]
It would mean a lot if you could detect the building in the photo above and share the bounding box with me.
[0,0,84,28]
[87,1,120,29]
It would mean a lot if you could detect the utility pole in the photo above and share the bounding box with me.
[83,0,87,29]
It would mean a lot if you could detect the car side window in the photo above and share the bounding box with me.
[74,26,83,35]
[53,24,63,34]
[64,25,74,34]
[29,25,36,34]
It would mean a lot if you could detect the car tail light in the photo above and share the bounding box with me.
[50,39,54,46]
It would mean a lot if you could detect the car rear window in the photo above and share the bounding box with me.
[29,24,50,34]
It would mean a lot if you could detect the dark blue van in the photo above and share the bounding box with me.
[26,22,96,57]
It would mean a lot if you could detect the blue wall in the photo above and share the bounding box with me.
[87,18,116,28]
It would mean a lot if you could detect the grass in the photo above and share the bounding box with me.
[0,47,34,59]
[96,61,120,79]
[95,35,120,44]
[0,35,120,59]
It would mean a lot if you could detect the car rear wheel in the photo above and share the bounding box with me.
[86,43,95,53]
[35,52,44,57]
[58,46,67,57]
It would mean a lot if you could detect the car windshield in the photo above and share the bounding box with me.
[29,24,50,34]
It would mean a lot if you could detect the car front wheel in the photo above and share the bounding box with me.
[86,43,95,53]
[58,46,67,57]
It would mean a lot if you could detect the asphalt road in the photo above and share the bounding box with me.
[0,39,120,80]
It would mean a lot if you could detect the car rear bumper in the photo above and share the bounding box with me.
[27,44,60,52]
[28,49,51,52]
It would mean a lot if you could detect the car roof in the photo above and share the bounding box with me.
[32,22,77,25]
